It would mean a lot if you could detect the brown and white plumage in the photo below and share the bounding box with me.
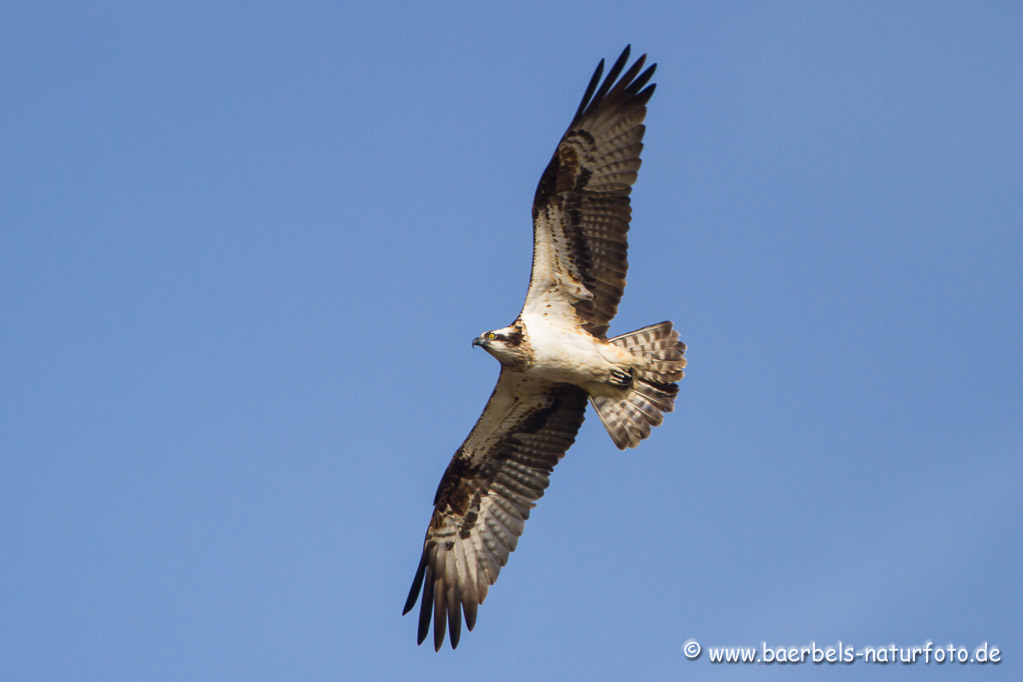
[403,46,686,651]
[402,373,586,651]
[524,45,656,338]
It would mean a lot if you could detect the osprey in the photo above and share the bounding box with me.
[403,46,686,651]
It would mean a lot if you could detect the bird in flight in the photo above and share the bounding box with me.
[403,46,686,651]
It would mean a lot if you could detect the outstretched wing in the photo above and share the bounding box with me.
[402,371,587,651]
[523,46,656,338]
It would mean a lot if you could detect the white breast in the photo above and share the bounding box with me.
[520,313,622,385]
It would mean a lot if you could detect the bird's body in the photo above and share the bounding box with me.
[403,46,686,651]
[482,314,643,396]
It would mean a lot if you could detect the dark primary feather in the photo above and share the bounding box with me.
[403,373,587,650]
[525,45,657,338]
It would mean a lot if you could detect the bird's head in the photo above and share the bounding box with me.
[472,324,528,368]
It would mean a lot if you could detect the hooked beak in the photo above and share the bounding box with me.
[472,336,485,348]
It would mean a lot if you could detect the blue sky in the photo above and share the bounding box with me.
[2,2,1021,680]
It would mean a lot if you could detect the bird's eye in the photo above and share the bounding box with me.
[486,332,497,339]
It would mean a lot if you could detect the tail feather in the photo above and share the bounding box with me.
[589,321,686,449]
[633,379,677,412]
[621,397,654,438]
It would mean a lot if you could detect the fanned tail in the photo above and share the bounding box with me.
[590,321,686,449]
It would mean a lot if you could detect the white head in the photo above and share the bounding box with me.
[471,323,529,369]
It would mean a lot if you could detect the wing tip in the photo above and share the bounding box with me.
[571,46,658,126]
[416,562,434,646]
[402,550,428,615]
[405,544,472,651]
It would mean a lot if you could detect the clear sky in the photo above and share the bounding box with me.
[2,2,1021,680]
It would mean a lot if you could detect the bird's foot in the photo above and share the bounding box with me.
[608,367,634,388]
